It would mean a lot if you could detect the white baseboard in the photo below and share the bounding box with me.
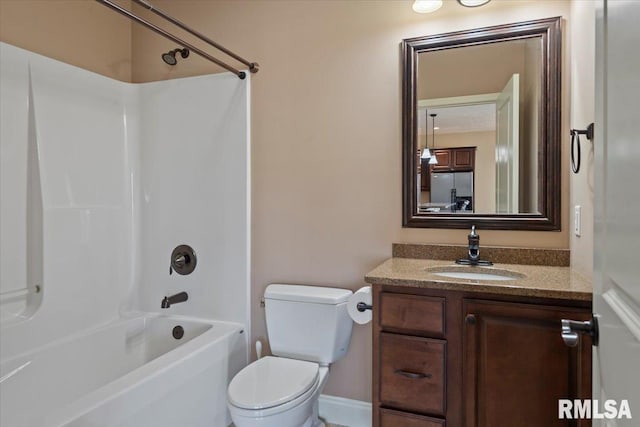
[318,395,372,427]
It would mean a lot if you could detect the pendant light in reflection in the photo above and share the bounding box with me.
[421,108,431,159]
[428,113,438,165]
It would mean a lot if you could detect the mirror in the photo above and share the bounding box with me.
[402,17,562,230]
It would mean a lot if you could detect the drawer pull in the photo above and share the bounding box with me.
[465,314,477,325]
[394,369,432,379]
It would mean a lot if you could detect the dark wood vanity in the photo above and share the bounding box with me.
[392,13,591,424]
[367,253,593,427]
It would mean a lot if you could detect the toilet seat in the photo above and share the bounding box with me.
[228,356,319,410]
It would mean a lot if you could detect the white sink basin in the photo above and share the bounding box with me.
[426,266,525,282]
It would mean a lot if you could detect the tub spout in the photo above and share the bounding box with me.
[161,291,188,309]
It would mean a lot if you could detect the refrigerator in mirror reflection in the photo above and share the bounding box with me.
[430,171,474,212]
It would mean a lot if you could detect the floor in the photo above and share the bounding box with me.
[230,422,347,427]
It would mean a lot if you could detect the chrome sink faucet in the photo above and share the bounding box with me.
[455,225,493,266]
[161,291,188,309]
[468,225,480,262]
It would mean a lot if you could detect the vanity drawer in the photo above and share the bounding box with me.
[379,333,446,416]
[380,408,445,427]
[380,293,445,336]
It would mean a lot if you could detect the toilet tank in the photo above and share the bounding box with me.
[264,284,353,365]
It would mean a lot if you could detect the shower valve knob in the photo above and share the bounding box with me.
[173,254,186,268]
[170,245,197,275]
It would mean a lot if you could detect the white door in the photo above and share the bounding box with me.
[592,0,640,424]
[495,73,519,213]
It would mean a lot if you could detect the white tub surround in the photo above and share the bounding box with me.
[0,42,250,426]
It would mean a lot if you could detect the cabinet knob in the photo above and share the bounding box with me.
[465,314,477,325]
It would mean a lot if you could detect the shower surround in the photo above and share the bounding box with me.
[0,42,250,426]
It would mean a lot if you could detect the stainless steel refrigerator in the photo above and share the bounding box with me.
[430,172,474,211]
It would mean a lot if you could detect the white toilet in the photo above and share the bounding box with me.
[227,284,354,427]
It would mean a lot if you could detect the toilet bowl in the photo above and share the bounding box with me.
[226,284,354,427]
[228,356,329,427]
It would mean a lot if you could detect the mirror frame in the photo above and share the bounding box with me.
[402,17,562,230]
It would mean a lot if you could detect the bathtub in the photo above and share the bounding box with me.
[0,314,246,427]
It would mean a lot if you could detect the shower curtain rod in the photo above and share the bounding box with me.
[131,0,258,74]
[95,0,258,79]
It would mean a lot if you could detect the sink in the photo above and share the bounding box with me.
[426,266,525,282]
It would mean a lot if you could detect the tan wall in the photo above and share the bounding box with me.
[418,40,526,99]
[432,132,496,213]
[0,0,132,82]
[1,0,587,403]
[569,1,595,279]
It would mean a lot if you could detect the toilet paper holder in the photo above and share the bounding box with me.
[356,302,373,312]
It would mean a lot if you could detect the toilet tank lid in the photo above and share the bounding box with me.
[265,284,352,304]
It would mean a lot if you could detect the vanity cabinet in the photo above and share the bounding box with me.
[372,286,592,427]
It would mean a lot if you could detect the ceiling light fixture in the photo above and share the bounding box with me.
[457,0,491,7]
[412,0,443,14]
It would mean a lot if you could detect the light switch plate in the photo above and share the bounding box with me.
[574,205,581,236]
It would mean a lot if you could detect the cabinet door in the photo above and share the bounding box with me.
[452,147,475,170]
[462,300,592,427]
[421,158,430,191]
[430,150,452,172]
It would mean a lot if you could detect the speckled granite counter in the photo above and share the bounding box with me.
[364,258,592,301]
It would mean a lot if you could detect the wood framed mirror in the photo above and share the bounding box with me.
[402,17,562,230]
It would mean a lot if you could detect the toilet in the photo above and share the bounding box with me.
[227,284,354,427]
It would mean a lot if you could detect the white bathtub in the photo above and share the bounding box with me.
[0,314,245,427]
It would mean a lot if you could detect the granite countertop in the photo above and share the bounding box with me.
[364,258,592,301]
